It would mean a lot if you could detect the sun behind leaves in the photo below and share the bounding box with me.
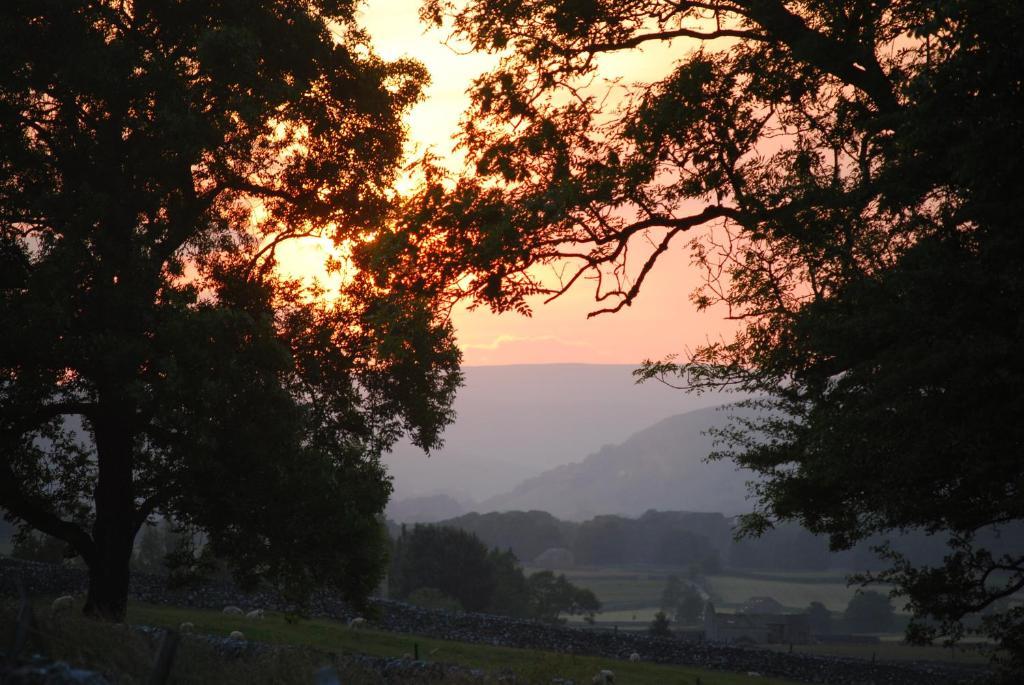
[0,0,460,620]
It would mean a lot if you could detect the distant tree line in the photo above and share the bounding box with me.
[402,509,1021,576]
[801,592,897,636]
[10,505,1020,583]
[388,524,599,623]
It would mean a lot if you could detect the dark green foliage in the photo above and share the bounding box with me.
[376,0,1024,666]
[526,570,600,624]
[406,587,464,612]
[440,509,734,569]
[487,548,531,618]
[389,524,599,622]
[660,575,684,611]
[389,525,497,612]
[729,523,830,572]
[675,585,705,626]
[844,591,896,634]
[0,0,459,621]
[573,511,718,566]
[649,611,672,637]
[806,601,832,636]
[437,510,571,563]
[695,551,722,577]
[130,520,189,576]
[12,531,68,564]
[661,573,708,623]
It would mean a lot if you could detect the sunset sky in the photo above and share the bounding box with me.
[282,1,736,366]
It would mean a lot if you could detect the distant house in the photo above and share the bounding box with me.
[738,596,786,615]
[533,547,575,569]
[704,601,810,645]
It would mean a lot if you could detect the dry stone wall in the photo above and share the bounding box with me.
[0,557,991,685]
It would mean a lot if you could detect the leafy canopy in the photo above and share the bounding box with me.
[365,0,1024,665]
[0,0,460,615]
[389,524,599,621]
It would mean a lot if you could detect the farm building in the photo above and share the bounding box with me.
[703,601,810,645]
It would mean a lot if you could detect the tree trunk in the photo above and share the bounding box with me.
[84,411,137,621]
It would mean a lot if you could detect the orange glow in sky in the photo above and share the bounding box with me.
[276,1,736,366]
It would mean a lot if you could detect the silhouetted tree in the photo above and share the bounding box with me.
[12,531,68,564]
[437,510,569,563]
[0,0,460,621]
[649,611,672,637]
[368,0,1024,664]
[487,547,531,617]
[660,575,684,611]
[806,601,832,636]
[526,570,601,623]
[676,585,705,625]
[389,525,497,612]
[844,591,896,633]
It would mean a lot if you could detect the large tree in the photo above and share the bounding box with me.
[0,0,461,620]
[363,0,1024,665]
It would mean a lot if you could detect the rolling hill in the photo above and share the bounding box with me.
[382,364,737,502]
[478,405,758,520]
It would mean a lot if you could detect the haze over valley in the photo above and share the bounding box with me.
[382,364,744,509]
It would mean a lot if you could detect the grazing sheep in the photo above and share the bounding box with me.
[628,652,640,662]
[746,672,762,678]
[591,669,615,684]
[51,595,74,617]
[246,608,264,619]
[402,653,413,660]
[348,616,366,629]
[229,630,245,640]
[179,622,195,633]
[222,605,243,615]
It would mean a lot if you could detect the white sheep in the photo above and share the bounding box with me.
[229,630,245,640]
[348,616,366,629]
[591,669,615,684]
[246,608,264,619]
[402,652,413,660]
[746,672,762,678]
[51,595,74,617]
[628,652,640,662]
[179,621,195,633]
[222,605,243,615]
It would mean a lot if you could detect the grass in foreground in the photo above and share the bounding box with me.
[126,600,798,684]
[756,639,993,665]
[2,596,801,684]
[1,599,377,684]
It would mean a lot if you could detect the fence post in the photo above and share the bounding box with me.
[147,628,180,685]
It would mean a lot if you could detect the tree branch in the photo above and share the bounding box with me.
[738,0,899,114]
[133,490,171,535]
[0,463,95,564]
[584,27,766,53]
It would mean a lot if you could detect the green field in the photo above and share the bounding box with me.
[545,566,893,617]
[546,566,1005,669]
[704,574,878,613]
[2,598,800,685]
[528,566,671,612]
[756,640,992,665]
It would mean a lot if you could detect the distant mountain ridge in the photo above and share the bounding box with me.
[382,364,737,502]
[478,405,757,520]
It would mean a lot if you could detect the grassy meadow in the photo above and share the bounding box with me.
[755,639,992,665]
[547,566,889,618]
[1,597,800,685]
[549,566,999,666]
